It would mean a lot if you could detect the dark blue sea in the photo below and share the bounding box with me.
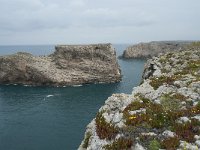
[0,45,146,150]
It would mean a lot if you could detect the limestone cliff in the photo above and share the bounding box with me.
[79,46,200,149]
[123,41,192,58]
[0,44,121,86]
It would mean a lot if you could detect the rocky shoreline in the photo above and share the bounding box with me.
[0,43,121,86]
[122,41,193,59]
[79,47,200,149]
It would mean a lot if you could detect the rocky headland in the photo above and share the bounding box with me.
[0,43,121,86]
[122,41,193,59]
[79,45,200,149]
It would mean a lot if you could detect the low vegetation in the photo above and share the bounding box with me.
[161,136,180,150]
[123,93,200,149]
[103,138,133,150]
[95,111,118,140]
[148,139,161,150]
[81,49,200,149]
[82,132,92,148]
[149,75,180,90]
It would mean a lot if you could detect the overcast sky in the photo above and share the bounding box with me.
[0,0,200,45]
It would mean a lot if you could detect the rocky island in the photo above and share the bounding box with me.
[122,41,192,59]
[0,43,121,86]
[79,46,200,149]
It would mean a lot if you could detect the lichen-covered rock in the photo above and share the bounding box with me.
[122,41,192,59]
[79,47,200,150]
[0,43,121,86]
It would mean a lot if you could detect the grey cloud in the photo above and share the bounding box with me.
[0,0,200,44]
[0,0,156,32]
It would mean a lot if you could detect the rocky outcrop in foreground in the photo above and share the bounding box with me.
[0,44,121,86]
[79,48,200,149]
[123,41,192,58]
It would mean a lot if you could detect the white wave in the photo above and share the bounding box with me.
[72,85,82,87]
[46,95,54,98]
[24,85,31,87]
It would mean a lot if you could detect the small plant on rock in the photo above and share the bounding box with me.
[149,75,177,90]
[174,120,200,143]
[82,132,92,148]
[103,137,133,150]
[95,111,118,140]
[161,136,180,150]
[148,139,161,150]
[160,93,181,111]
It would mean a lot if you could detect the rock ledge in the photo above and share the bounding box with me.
[79,46,200,150]
[123,41,193,58]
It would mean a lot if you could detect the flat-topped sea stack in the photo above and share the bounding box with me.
[123,41,192,58]
[0,43,121,86]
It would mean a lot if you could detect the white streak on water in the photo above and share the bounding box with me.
[72,85,82,87]
[46,95,54,98]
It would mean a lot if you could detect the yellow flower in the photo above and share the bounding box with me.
[129,116,137,120]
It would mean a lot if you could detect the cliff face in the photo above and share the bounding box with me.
[0,44,121,86]
[123,41,192,58]
[79,48,200,150]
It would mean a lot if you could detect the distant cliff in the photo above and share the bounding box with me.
[79,46,200,149]
[0,43,121,86]
[123,41,192,58]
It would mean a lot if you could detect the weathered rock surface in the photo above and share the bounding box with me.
[79,45,200,150]
[123,41,192,58]
[0,44,121,86]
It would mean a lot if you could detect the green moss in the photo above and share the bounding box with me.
[103,138,133,150]
[148,139,161,150]
[82,132,92,148]
[95,111,118,140]
[160,93,182,111]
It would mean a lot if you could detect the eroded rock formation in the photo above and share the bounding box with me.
[0,44,121,86]
[123,41,192,58]
[79,46,200,150]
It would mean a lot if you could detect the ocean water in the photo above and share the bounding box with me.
[0,45,146,150]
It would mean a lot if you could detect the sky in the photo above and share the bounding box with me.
[0,0,200,45]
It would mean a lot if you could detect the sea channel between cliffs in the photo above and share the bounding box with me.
[0,44,146,150]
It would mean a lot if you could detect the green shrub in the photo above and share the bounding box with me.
[160,93,181,111]
[148,139,161,150]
